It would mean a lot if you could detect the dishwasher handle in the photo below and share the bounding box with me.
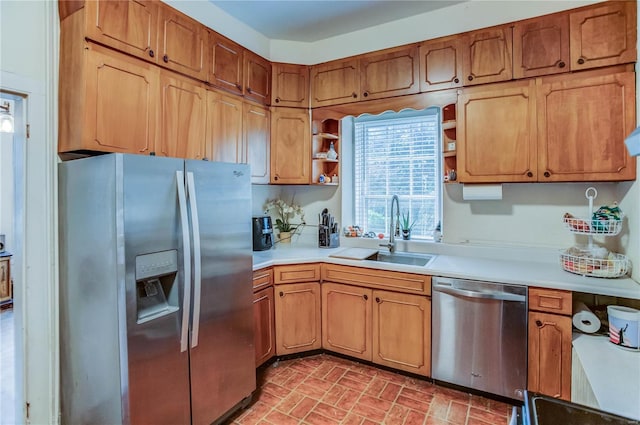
[433,284,526,302]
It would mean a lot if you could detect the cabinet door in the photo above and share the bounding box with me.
[457,80,537,182]
[244,51,271,105]
[310,59,360,107]
[462,26,513,86]
[157,71,206,159]
[208,32,244,96]
[359,45,420,100]
[253,286,275,367]
[244,102,270,184]
[419,36,463,92]
[513,14,569,79]
[528,311,572,401]
[84,0,158,62]
[274,282,322,355]
[0,259,10,303]
[80,45,158,155]
[372,290,430,376]
[322,283,372,361]
[570,2,637,71]
[205,90,244,162]
[158,7,207,80]
[272,63,309,108]
[270,107,310,184]
[537,71,636,182]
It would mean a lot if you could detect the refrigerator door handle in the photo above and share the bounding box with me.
[186,171,202,349]
[176,171,192,353]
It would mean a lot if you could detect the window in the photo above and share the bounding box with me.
[353,108,441,240]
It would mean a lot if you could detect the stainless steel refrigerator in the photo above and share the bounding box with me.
[59,154,256,425]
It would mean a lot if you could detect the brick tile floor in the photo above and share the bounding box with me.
[226,354,515,425]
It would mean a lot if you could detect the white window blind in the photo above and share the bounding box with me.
[354,109,441,240]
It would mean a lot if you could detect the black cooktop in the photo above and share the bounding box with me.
[524,392,639,425]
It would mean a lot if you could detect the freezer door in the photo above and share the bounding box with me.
[185,160,256,424]
[122,155,192,425]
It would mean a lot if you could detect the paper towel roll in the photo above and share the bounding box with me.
[572,301,601,333]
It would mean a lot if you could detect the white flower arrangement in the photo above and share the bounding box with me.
[263,197,306,233]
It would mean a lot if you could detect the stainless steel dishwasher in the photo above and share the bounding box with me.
[431,277,527,400]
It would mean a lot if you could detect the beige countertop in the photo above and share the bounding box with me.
[253,241,640,299]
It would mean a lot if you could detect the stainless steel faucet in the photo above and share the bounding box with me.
[379,195,400,253]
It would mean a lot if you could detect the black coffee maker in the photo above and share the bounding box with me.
[252,216,273,251]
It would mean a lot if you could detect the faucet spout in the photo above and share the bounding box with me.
[379,195,400,253]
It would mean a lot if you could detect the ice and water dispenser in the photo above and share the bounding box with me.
[135,250,180,324]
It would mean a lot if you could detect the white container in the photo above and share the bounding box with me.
[607,305,640,351]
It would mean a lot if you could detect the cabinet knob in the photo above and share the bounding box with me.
[275,97,280,103]
[274,175,279,181]
[363,91,369,98]
[163,54,169,63]
[527,171,533,178]
[535,320,543,327]
[467,75,474,81]
[544,171,551,178]
[279,291,284,297]
[375,297,381,303]
[247,87,253,94]
[363,294,368,300]
[558,61,565,68]
[236,84,242,91]
[149,49,155,58]
[454,78,460,84]
[577,57,585,65]
[352,92,357,99]
[149,151,156,156]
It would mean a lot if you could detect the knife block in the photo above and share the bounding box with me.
[319,226,340,248]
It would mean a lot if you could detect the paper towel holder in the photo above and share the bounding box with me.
[462,183,503,201]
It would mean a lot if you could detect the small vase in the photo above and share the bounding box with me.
[401,229,411,240]
[278,231,292,243]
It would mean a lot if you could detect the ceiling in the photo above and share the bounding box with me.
[209,1,467,42]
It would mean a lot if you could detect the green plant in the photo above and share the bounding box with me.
[263,197,306,233]
[400,210,417,231]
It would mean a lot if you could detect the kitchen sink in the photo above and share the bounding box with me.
[366,252,435,267]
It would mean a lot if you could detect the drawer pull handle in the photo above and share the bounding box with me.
[467,75,474,81]
[149,49,155,58]
[535,320,543,327]
[577,58,585,65]
[163,54,169,63]
[363,91,369,98]
[279,291,284,297]
[275,97,280,103]
[544,171,551,177]
[375,297,381,303]
[363,294,368,300]
[558,61,565,68]
[454,78,460,84]
[527,171,533,177]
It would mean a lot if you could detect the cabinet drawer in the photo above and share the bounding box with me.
[274,264,321,284]
[321,264,431,296]
[529,287,572,316]
[252,267,273,291]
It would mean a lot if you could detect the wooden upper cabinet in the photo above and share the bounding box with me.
[270,107,311,184]
[158,6,207,80]
[462,26,513,86]
[359,45,420,100]
[205,89,244,163]
[457,79,538,183]
[272,63,309,108]
[570,1,637,71]
[244,102,270,184]
[537,70,636,182]
[208,32,244,96]
[513,14,570,79]
[84,0,158,62]
[310,59,360,107]
[157,71,206,159]
[419,36,463,92]
[60,43,158,155]
[243,51,271,105]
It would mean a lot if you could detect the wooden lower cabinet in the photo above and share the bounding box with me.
[253,286,275,367]
[0,258,11,304]
[274,282,322,355]
[322,283,372,361]
[372,290,431,376]
[528,311,572,401]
